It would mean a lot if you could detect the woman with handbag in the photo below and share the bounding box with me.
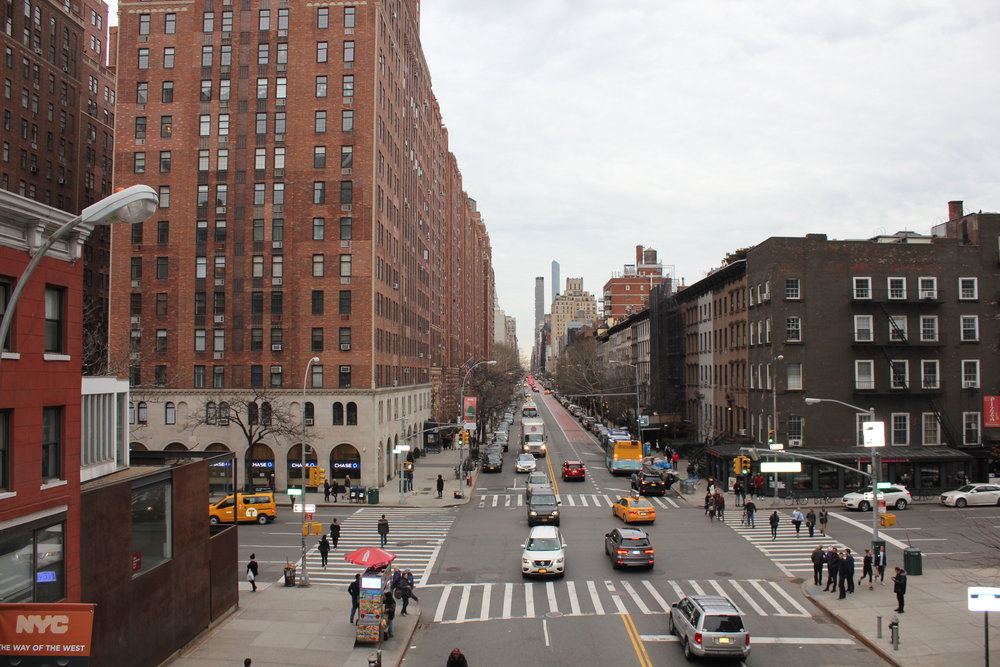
[246,553,259,592]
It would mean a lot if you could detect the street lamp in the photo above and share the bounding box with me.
[610,360,641,441]
[299,356,321,588]
[770,355,784,503]
[804,397,881,548]
[457,360,496,474]
[0,185,159,364]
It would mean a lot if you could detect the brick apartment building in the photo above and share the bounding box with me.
[603,245,672,324]
[650,203,998,493]
[109,0,493,492]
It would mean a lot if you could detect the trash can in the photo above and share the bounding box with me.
[879,513,896,527]
[903,547,922,575]
[367,487,379,505]
[681,480,696,495]
[283,565,296,587]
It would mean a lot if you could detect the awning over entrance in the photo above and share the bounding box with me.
[706,443,978,463]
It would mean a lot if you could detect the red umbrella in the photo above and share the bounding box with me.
[343,547,396,569]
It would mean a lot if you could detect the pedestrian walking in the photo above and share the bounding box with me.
[818,508,829,536]
[875,545,887,584]
[806,508,817,538]
[436,474,445,499]
[344,475,352,500]
[752,473,765,498]
[377,514,390,547]
[447,648,469,667]
[246,553,259,592]
[715,492,726,522]
[838,549,855,598]
[824,547,840,591]
[791,508,804,537]
[892,567,907,613]
[382,589,396,638]
[330,518,341,548]
[769,510,780,540]
[704,492,713,517]
[860,548,874,590]
[811,545,825,585]
[318,535,330,568]
[743,499,757,527]
[323,479,332,502]
[733,480,743,507]
[348,574,361,624]
[707,496,717,522]
[396,568,419,615]
[672,451,680,468]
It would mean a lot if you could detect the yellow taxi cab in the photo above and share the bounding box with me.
[611,495,656,524]
[209,492,277,525]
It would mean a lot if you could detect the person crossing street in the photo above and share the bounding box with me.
[377,514,390,547]
[330,518,341,549]
[317,534,330,568]
[769,510,780,540]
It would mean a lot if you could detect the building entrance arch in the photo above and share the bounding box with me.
[247,443,275,491]
[330,443,361,487]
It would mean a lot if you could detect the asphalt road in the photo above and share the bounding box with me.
[401,392,885,667]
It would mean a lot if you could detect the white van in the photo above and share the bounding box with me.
[520,525,566,578]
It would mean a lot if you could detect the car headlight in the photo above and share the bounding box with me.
[552,510,559,516]
[522,558,530,564]
[555,557,564,563]
[529,511,537,516]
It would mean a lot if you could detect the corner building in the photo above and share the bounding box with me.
[110,0,493,491]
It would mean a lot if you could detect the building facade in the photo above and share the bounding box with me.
[548,277,599,364]
[603,245,672,323]
[109,0,493,492]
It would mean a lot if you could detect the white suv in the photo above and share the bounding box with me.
[841,485,911,511]
[521,525,566,578]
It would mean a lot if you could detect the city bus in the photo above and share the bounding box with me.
[606,440,643,475]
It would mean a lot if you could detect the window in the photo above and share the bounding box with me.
[961,316,979,342]
[787,415,802,440]
[250,365,263,388]
[256,78,268,99]
[164,401,176,425]
[312,217,325,240]
[315,110,327,133]
[194,365,206,388]
[269,365,283,387]
[785,316,801,342]
[341,145,353,169]
[313,181,326,204]
[345,6,356,29]
[316,76,328,98]
[959,277,978,300]
[155,292,167,315]
[221,10,233,32]
[786,362,802,390]
[312,254,324,277]
[347,402,358,425]
[200,79,212,102]
[317,7,329,28]
[220,45,232,67]
[133,151,145,174]
[963,412,981,445]
[921,360,939,389]
[853,277,871,299]
[918,277,937,299]
[277,9,289,30]
[276,78,286,100]
[156,257,168,279]
[887,277,906,300]
[922,413,941,445]
[311,364,323,388]
[0,410,7,489]
[258,8,270,30]
[203,11,214,32]
[0,520,65,602]
[855,360,874,390]
[314,146,326,168]
[340,217,352,239]
[135,116,147,139]
[853,315,873,342]
[339,254,352,277]
[316,41,328,63]
[213,367,224,389]
[342,75,354,97]
[962,360,980,388]
[891,413,909,445]
[343,40,354,62]
[137,48,149,69]
[194,329,206,351]
[136,81,148,105]
[890,360,908,389]
[919,315,938,342]
[165,13,176,33]
[161,81,174,103]
[339,290,351,315]
[214,329,225,352]
[311,328,323,352]
[855,412,873,446]
[159,151,171,173]
[218,114,230,136]
[41,406,62,480]
[339,365,352,388]
[159,186,170,208]
[44,287,63,353]
[332,402,344,425]
[312,290,324,315]
[160,115,172,138]
[131,482,172,574]
[785,278,800,300]
[888,315,907,342]
[220,80,231,101]
[163,47,175,68]
[130,257,143,280]
[342,110,354,131]
[340,180,353,203]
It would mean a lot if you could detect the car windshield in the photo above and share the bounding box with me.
[702,615,744,633]
[532,495,557,506]
[631,499,653,508]
[526,537,561,551]
[620,538,651,547]
[641,475,660,482]
[518,455,533,462]
[528,475,548,484]
[565,464,582,470]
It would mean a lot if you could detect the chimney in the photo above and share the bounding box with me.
[636,245,643,264]
[948,201,964,220]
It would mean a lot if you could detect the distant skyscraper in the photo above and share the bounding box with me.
[551,261,560,302]
[535,276,545,330]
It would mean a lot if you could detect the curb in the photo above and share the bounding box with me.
[393,606,422,667]
[799,582,900,667]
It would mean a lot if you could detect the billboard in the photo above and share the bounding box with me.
[0,603,95,666]
[984,396,1000,428]
[462,396,478,430]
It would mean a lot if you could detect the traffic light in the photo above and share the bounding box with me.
[736,456,751,476]
[308,466,326,486]
[732,457,742,476]
[767,429,776,445]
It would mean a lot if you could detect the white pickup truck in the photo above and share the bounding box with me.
[521,419,547,457]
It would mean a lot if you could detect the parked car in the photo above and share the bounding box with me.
[940,483,1000,507]
[604,527,654,569]
[611,496,656,524]
[841,485,911,511]
[521,525,566,578]
[525,472,551,499]
[515,454,537,473]
[561,460,586,481]
[669,595,750,661]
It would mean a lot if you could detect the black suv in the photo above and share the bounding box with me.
[482,453,503,473]
[604,527,654,569]
[527,491,561,526]
[631,471,666,496]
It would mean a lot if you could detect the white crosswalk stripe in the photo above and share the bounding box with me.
[478,493,679,509]
[424,577,810,624]
[726,510,848,577]
[301,507,457,588]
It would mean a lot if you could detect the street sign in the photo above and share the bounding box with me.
[969,587,1000,612]
[293,503,317,513]
[393,445,411,454]
[761,462,802,473]
[638,415,649,426]
[769,443,784,450]
[305,513,313,521]
[876,482,893,489]
[863,421,886,447]
[287,488,302,496]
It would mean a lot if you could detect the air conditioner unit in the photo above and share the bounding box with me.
[215,278,225,286]
[130,316,141,324]
[213,351,224,359]
[214,315,225,324]
[57,177,65,184]
[920,291,936,299]
[340,343,351,351]
[272,277,282,286]
[305,418,313,426]
[788,438,802,448]
[271,343,282,351]
[272,315,282,322]
[129,352,139,360]
[135,139,144,145]
[340,365,351,373]
[963,381,978,389]
[272,241,283,249]
[131,280,140,288]
[215,207,226,214]
[392,282,399,290]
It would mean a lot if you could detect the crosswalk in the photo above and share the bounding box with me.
[727,511,847,577]
[298,507,458,588]
[477,493,681,509]
[427,577,811,624]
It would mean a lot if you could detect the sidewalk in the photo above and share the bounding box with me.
[165,448,476,667]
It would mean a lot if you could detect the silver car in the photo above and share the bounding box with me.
[669,595,750,660]
[525,472,550,500]
[515,454,536,473]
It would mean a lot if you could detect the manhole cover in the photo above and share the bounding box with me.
[547,611,563,618]
[788,577,804,584]
[714,571,732,577]
[445,566,463,573]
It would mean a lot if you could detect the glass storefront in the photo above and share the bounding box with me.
[131,482,172,575]
[205,443,232,498]
[0,520,65,603]
[331,443,361,487]
[287,444,318,489]
[247,443,275,491]
[791,463,812,490]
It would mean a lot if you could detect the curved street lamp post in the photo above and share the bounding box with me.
[457,360,496,476]
[299,356,321,588]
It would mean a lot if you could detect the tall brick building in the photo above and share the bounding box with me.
[109,0,493,491]
[603,245,672,323]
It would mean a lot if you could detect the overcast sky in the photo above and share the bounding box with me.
[418,0,1000,359]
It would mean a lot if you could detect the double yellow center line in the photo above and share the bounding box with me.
[620,613,653,666]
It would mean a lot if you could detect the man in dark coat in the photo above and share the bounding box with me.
[892,567,907,613]
[811,545,825,585]
[838,549,855,599]
[318,535,330,568]
[330,518,341,548]
[378,514,390,547]
[436,474,445,499]
[824,547,840,592]
[382,589,396,638]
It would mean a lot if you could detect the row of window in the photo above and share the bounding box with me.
[747,411,982,447]
[129,364,353,390]
[740,276,981,310]
[128,290,352,318]
[129,400,360,427]
[0,405,61,492]
[138,5,354,36]
[132,326,354,354]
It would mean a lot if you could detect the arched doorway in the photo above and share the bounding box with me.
[288,444,318,490]
[330,443,361,487]
[129,442,147,451]
[205,443,231,496]
[164,442,187,451]
[247,443,276,491]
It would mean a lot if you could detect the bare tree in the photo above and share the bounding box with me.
[469,342,523,445]
[186,388,302,490]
